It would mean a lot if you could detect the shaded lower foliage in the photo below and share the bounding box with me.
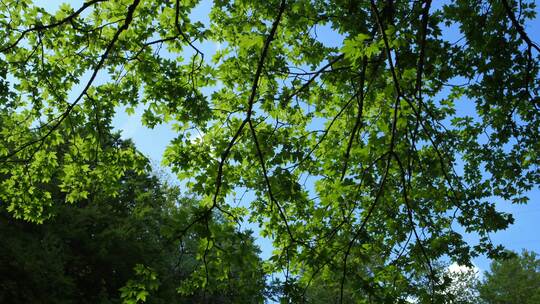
[0,140,265,304]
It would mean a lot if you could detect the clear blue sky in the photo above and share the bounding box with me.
[36,0,540,274]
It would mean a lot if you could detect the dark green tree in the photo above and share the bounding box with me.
[478,250,540,304]
[0,136,266,304]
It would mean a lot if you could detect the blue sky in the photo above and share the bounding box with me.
[35,0,540,274]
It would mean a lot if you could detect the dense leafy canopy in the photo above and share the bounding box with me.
[478,250,540,304]
[0,0,539,302]
[0,135,266,303]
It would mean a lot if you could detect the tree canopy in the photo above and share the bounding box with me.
[415,250,540,304]
[478,250,540,304]
[0,0,539,302]
[0,135,266,303]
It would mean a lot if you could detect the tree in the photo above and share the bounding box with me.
[0,0,538,302]
[437,263,481,304]
[478,250,540,304]
[0,135,266,304]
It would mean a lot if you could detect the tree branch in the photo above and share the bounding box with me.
[500,0,540,53]
[1,0,141,162]
[211,0,286,209]
[0,0,108,52]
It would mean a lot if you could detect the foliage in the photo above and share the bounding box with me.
[0,135,266,303]
[437,263,481,304]
[0,0,539,302]
[120,264,159,304]
[478,250,540,304]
